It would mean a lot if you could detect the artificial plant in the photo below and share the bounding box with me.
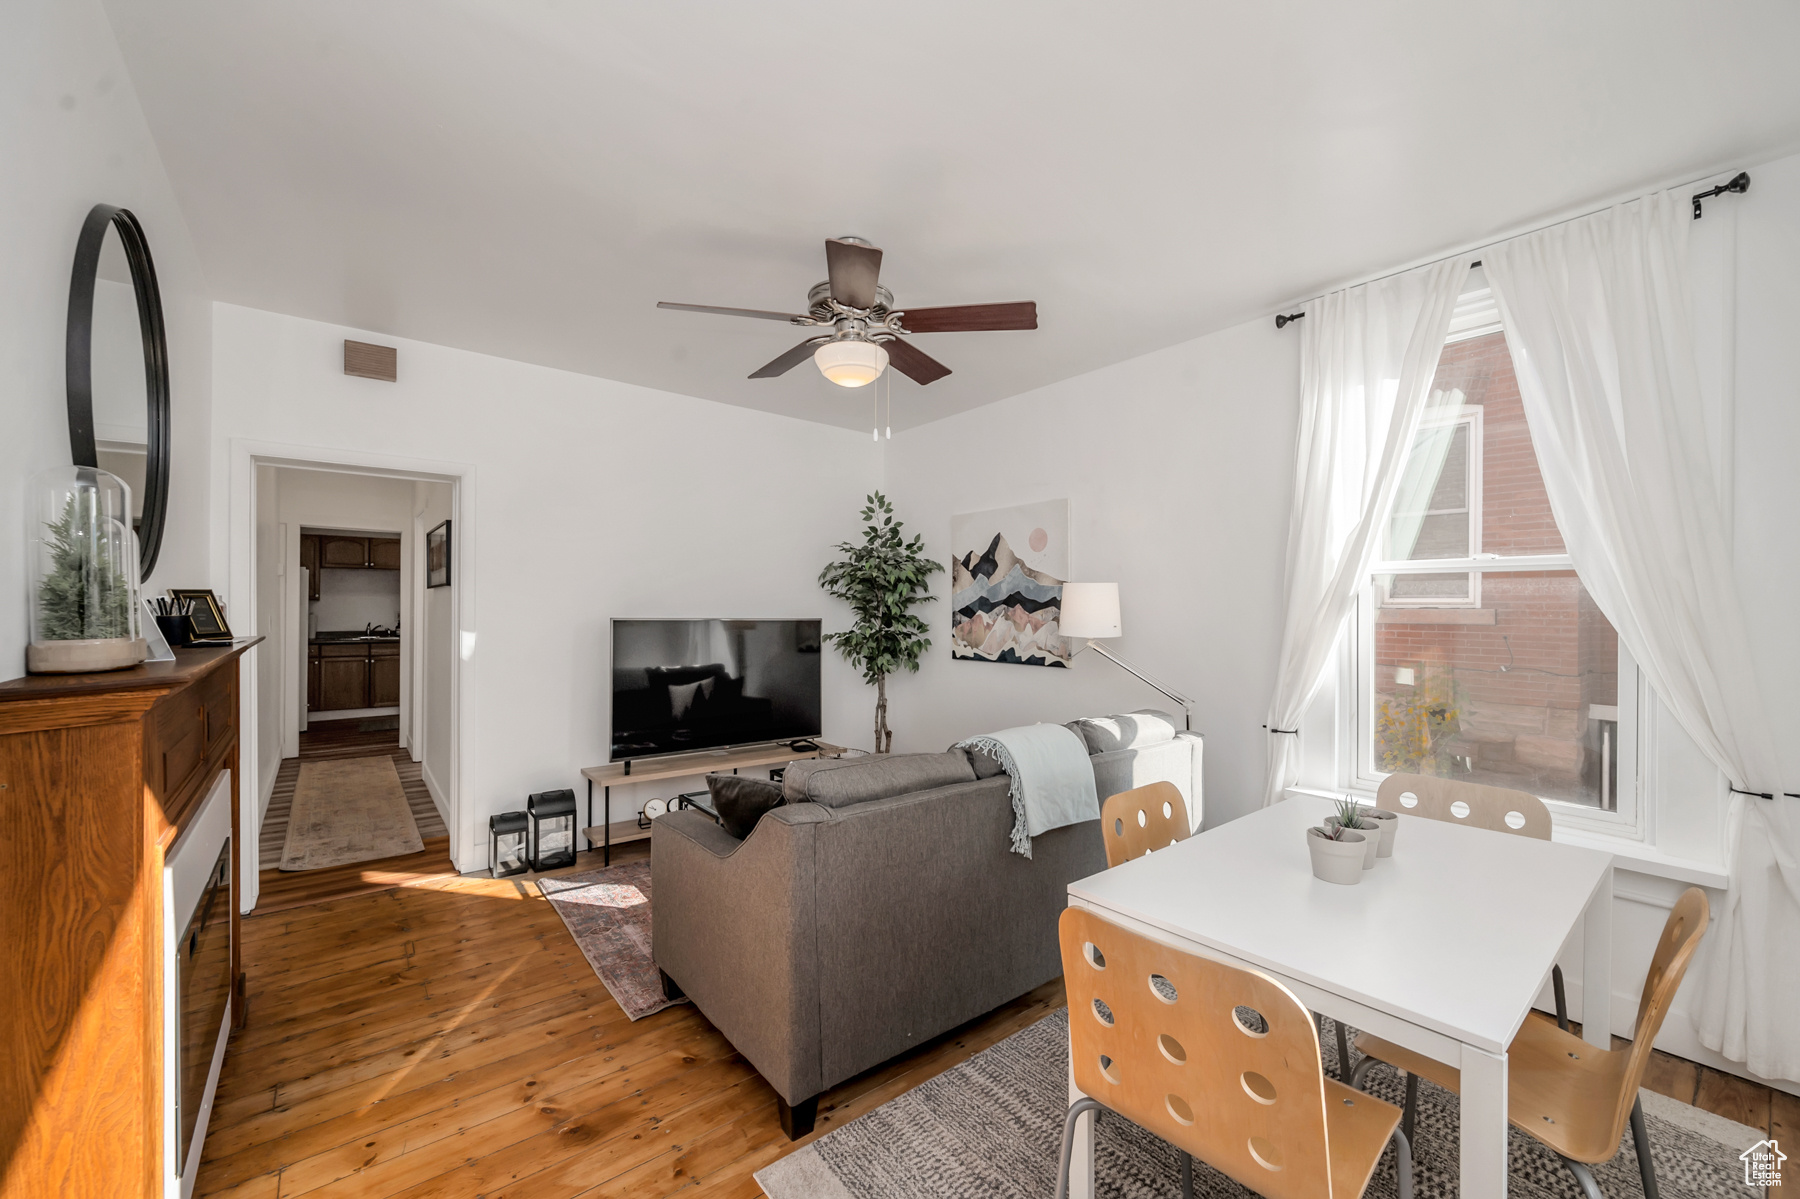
[36,490,133,641]
[818,492,943,753]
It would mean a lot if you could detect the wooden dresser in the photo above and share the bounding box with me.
[0,642,258,1199]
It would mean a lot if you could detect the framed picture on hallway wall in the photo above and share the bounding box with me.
[949,499,1070,667]
[426,519,452,588]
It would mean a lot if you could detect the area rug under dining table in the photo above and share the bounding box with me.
[756,1010,1763,1199]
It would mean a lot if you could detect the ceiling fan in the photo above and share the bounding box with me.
[658,237,1037,388]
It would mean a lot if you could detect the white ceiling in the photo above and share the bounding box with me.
[105,2,1800,431]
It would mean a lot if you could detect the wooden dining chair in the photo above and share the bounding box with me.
[1100,781,1190,868]
[1349,888,1710,1199]
[1056,906,1413,1199]
[1377,773,1570,1024]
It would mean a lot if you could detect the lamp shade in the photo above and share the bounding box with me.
[1059,582,1121,640]
[813,339,889,387]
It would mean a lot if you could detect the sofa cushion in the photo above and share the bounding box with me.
[707,774,785,839]
[951,743,1008,779]
[781,752,977,809]
[1070,709,1179,755]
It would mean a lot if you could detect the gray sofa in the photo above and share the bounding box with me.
[651,711,1203,1137]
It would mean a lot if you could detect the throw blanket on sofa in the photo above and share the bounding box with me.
[958,724,1098,858]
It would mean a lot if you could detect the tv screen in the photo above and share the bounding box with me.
[610,618,823,761]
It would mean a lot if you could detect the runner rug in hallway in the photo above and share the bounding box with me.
[538,860,687,1021]
[278,756,423,871]
[757,1010,1765,1199]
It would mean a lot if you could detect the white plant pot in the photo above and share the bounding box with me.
[1360,808,1399,857]
[1325,817,1382,869]
[1307,826,1368,885]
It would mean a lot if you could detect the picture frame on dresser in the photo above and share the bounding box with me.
[167,587,233,643]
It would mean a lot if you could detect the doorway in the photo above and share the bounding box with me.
[237,450,464,913]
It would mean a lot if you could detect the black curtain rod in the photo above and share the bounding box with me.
[1278,171,1751,328]
[1278,258,1484,328]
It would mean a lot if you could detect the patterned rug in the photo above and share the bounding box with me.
[537,860,688,1021]
[279,757,423,870]
[757,1010,1764,1199]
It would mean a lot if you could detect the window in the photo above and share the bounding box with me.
[1345,290,1639,826]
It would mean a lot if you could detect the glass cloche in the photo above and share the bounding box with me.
[26,465,145,673]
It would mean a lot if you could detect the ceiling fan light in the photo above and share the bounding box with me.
[813,339,889,388]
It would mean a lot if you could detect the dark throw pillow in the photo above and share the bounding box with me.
[706,773,785,840]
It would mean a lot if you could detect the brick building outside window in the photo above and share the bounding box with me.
[1358,301,1635,814]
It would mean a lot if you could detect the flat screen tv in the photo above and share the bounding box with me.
[610,618,823,761]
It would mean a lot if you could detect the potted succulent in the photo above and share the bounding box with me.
[1359,805,1399,857]
[1306,818,1369,886]
[1324,798,1381,869]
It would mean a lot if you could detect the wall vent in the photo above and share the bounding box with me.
[344,340,397,381]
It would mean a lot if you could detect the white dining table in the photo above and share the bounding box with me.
[1064,794,1614,1199]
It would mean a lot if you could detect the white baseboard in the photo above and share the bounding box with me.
[420,760,452,836]
[257,757,278,822]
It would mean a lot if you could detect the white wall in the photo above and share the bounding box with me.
[1,0,212,679]
[415,482,454,817]
[884,316,1300,830]
[253,465,280,809]
[213,303,883,873]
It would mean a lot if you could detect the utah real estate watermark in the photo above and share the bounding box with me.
[1741,1139,1785,1187]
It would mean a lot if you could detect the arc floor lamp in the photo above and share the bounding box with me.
[1059,582,1193,730]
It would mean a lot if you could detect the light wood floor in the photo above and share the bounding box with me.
[211,732,1794,1196]
[200,837,1065,1198]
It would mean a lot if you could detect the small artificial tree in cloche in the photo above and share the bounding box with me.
[37,490,134,641]
[818,492,943,754]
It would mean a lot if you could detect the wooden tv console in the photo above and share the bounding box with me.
[0,641,259,1199]
[580,741,845,864]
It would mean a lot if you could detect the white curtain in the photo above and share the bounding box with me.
[1264,258,1471,807]
[1484,189,1796,1081]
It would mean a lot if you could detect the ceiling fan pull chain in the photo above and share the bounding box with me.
[885,369,892,439]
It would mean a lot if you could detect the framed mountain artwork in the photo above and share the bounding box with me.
[949,499,1070,667]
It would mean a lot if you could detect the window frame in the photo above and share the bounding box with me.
[1335,309,1645,837]
[1379,403,1483,608]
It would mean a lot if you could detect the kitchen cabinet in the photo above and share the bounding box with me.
[368,537,402,569]
[313,535,402,570]
[317,644,370,711]
[320,536,369,568]
[308,641,401,712]
[370,643,401,706]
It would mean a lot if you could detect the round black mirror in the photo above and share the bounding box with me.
[67,204,170,580]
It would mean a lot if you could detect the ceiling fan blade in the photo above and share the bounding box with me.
[749,338,826,379]
[884,337,952,386]
[825,238,883,309]
[658,301,807,323]
[896,301,1037,333]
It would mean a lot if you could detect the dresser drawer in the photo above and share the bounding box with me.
[159,713,205,796]
[198,666,234,753]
